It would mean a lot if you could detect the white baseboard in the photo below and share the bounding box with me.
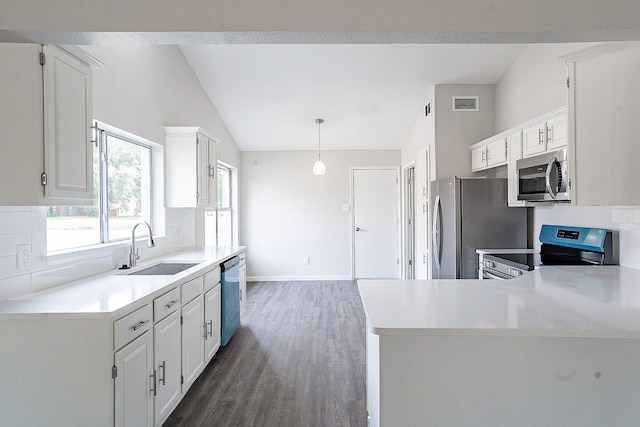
[247,275,353,282]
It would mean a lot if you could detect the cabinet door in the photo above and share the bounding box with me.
[196,133,210,206]
[182,295,205,392]
[546,114,568,151]
[154,311,182,426]
[114,331,154,427]
[522,123,547,157]
[42,45,93,204]
[486,137,507,167]
[0,44,44,206]
[506,131,526,207]
[471,146,487,171]
[204,284,222,363]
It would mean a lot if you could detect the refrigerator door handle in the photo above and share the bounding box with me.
[432,195,442,270]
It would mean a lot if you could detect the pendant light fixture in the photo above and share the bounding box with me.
[312,118,326,175]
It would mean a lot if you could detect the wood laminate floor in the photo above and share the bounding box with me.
[163,280,367,427]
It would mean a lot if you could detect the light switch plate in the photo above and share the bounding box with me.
[342,204,350,212]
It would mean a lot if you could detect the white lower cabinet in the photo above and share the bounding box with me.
[181,294,206,392]
[154,311,182,426]
[205,284,222,363]
[0,257,243,427]
[114,330,155,427]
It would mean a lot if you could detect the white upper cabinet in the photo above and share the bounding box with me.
[522,109,567,158]
[506,131,525,207]
[470,145,487,171]
[560,42,640,205]
[165,127,219,208]
[470,135,507,172]
[0,43,95,205]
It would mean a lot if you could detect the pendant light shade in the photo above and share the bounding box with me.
[313,118,326,175]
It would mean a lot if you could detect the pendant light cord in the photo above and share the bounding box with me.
[316,118,324,160]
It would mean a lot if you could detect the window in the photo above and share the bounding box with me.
[46,123,152,252]
[205,163,235,247]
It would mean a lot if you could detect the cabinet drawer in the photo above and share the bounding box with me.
[114,304,153,350]
[204,267,220,292]
[154,287,181,321]
[181,276,204,305]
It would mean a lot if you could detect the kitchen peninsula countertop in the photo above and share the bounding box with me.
[359,265,640,338]
[0,246,245,318]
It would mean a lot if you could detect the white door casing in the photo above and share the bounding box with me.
[352,168,400,279]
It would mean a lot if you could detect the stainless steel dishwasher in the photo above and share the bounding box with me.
[220,256,240,346]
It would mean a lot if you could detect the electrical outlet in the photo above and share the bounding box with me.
[176,226,183,238]
[342,204,350,212]
[16,245,29,270]
[303,257,310,265]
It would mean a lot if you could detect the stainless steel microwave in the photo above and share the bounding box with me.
[516,149,570,202]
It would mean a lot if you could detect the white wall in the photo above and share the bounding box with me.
[494,43,640,269]
[0,45,240,300]
[240,149,400,280]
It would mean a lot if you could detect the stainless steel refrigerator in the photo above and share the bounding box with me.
[431,177,528,279]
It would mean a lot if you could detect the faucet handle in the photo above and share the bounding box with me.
[135,248,140,261]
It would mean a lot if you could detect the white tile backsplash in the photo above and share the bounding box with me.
[0,206,197,301]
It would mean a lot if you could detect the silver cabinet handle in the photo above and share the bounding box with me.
[538,129,543,144]
[165,300,179,309]
[130,319,150,331]
[203,322,208,339]
[159,361,166,386]
[150,370,157,396]
[239,289,243,301]
[207,320,213,338]
[481,150,485,161]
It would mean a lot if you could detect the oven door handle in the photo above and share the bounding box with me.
[482,269,514,280]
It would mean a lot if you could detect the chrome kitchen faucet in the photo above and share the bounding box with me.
[129,221,155,268]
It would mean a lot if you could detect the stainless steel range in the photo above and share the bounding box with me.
[479,224,615,280]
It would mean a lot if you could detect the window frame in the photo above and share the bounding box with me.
[215,162,234,246]
[97,126,153,243]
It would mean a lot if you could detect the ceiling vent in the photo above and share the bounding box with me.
[452,96,479,111]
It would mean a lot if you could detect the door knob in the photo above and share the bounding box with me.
[356,227,361,231]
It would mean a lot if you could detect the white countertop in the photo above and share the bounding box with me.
[0,246,245,319]
[358,265,640,339]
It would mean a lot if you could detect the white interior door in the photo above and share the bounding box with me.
[353,168,400,279]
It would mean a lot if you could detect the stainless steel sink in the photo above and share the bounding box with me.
[125,262,200,276]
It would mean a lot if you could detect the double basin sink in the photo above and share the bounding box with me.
[124,262,201,276]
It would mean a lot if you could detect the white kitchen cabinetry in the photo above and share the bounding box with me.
[0,250,244,427]
[204,267,222,362]
[470,145,487,171]
[0,43,95,205]
[165,127,219,208]
[506,131,526,207]
[114,304,155,427]
[560,42,640,205]
[153,307,182,425]
[204,284,222,362]
[470,136,508,172]
[522,110,567,158]
[181,277,206,392]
